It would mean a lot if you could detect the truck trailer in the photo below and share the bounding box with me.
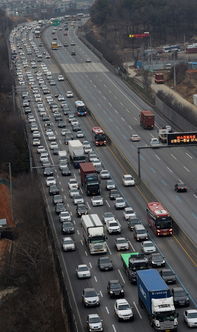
[80,162,100,196]
[121,252,149,283]
[137,269,178,331]
[140,110,155,129]
[68,140,86,168]
[81,214,107,254]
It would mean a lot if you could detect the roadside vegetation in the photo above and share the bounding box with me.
[0,10,67,332]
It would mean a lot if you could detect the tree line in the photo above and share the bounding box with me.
[90,0,197,46]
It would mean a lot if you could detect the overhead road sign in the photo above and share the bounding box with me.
[167,132,197,145]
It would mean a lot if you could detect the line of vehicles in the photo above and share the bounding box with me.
[10,20,197,331]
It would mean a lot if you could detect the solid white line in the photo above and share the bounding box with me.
[105,306,109,314]
[133,301,142,319]
[118,269,125,284]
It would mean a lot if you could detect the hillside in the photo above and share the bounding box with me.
[84,0,197,64]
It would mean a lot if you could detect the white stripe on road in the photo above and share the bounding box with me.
[133,301,142,319]
[118,269,125,284]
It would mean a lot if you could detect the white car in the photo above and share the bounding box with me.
[91,196,104,207]
[37,145,46,154]
[184,309,197,327]
[66,90,73,98]
[68,178,79,190]
[100,169,111,179]
[83,141,92,153]
[123,207,137,220]
[141,240,157,254]
[32,138,40,146]
[76,264,91,279]
[122,174,135,186]
[103,212,115,223]
[62,237,76,251]
[69,188,80,198]
[114,299,134,321]
[58,95,65,101]
[115,237,129,251]
[46,176,56,186]
[58,74,64,81]
[59,211,72,222]
[115,197,126,209]
[50,141,58,150]
[150,137,161,147]
[106,179,116,190]
[106,219,121,234]
[73,195,84,205]
[32,130,41,138]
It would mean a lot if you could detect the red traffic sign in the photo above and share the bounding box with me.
[129,33,150,38]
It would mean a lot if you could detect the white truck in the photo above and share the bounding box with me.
[81,214,107,254]
[68,140,86,168]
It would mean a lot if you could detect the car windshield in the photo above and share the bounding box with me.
[86,290,96,297]
[156,311,176,321]
[138,230,146,234]
[110,222,118,227]
[117,239,126,244]
[163,270,173,276]
[188,312,197,318]
[79,266,88,271]
[144,242,154,247]
[100,258,110,264]
[111,283,121,289]
[119,304,129,310]
[152,254,162,261]
[63,239,72,244]
[89,317,100,323]
[175,290,186,296]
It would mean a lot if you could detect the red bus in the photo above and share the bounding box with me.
[92,127,107,146]
[146,202,173,236]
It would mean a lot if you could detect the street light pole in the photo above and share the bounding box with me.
[8,162,13,221]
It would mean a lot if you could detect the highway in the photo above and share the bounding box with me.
[11,19,197,332]
[42,23,197,248]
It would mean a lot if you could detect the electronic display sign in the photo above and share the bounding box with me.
[167,132,197,145]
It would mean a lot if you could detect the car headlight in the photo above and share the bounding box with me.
[110,291,113,294]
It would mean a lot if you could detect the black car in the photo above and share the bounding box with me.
[49,184,59,196]
[174,183,187,192]
[149,253,166,268]
[53,147,59,155]
[107,280,124,298]
[55,203,66,214]
[43,167,54,176]
[64,133,74,144]
[62,221,75,234]
[53,194,63,204]
[172,287,190,307]
[72,124,81,132]
[160,269,176,284]
[61,165,71,176]
[127,217,142,231]
[109,189,121,200]
[76,203,88,217]
[98,256,113,271]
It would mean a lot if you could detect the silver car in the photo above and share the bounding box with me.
[115,237,129,251]
[91,196,104,206]
[62,237,76,251]
[141,240,157,254]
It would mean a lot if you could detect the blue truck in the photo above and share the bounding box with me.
[137,269,178,331]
